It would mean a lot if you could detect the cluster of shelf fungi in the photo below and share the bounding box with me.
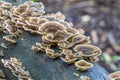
[0,1,119,80]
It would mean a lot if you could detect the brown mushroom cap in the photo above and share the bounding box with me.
[31,45,41,52]
[74,44,101,57]
[16,18,26,28]
[89,56,99,63]
[58,42,74,48]
[38,21,66,34]
[109,71,120,80]
[42,30,72,43]
[1,58,32,79]
[3,35,17,43]
[4,20,17,34]
[42,33,54,43]
[66,27,79,34]
[75,60,93,71]
[1,2,12,9]
[54,30,72,41]
[78,37,91,44]
[37,18,48,25]
[27,17,40,24]
[23,24,40,34]
[16,4,29,14]
[35,42,51,52]
[61,57,78,64]
[45,47,60,58]
[60,49,78,64]
[10,57,22,67]
[68,34,86,44]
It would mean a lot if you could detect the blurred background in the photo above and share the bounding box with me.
[5,0,120,73]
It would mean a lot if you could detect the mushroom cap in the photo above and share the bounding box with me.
[3,35,17,43]
[58,42,74,48]
[42,30,72,43]
[23,24,40,34]
[68,34,86,44]
[66,27,79,34]
[1,2,12,9]
[37,18,48,25]
[35,42,51,52]
[44,33,54,41]
[74,44,101,57]
[54,30,72,41]
[89,56,99,63]
[42,33,54,43]
[27,17,40,24]
[10,58,22,67]
[75,60,93,71]
[4,20,17,34]
[60,49,78,64]
[60,57,78,64]
[78,37,91,44]
[17,4,29,14]
[31,45,41,52]
[1,58,32,79]
[38,21,66,34]
[16,17,26,28]
[109,71,120,80]
[45,47,60,58]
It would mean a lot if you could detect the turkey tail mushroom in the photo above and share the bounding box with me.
[1,58,32,80]
[75,60,93,71]
[109,71,120,80]
[74,44,102,57]
[38,21,67,34]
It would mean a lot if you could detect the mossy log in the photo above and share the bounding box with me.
[0,32,109,80]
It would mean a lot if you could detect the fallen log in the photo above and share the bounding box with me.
[0,32,109,80]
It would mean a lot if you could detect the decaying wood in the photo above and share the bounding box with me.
[0,31,109,80]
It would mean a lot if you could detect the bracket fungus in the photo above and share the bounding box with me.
[60,49,78,64]
[109,71,120,80]
[30,1,102,71]
[0,0,103,76]
[75,60,93,71]
[1,1,12,9]
[45,47,61,59]
[0,1,45,43]
[1,58,32,80]
[74,44,101,57]
[3,35,17,43]
[35,42,51,52]
[39,21,67,34]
